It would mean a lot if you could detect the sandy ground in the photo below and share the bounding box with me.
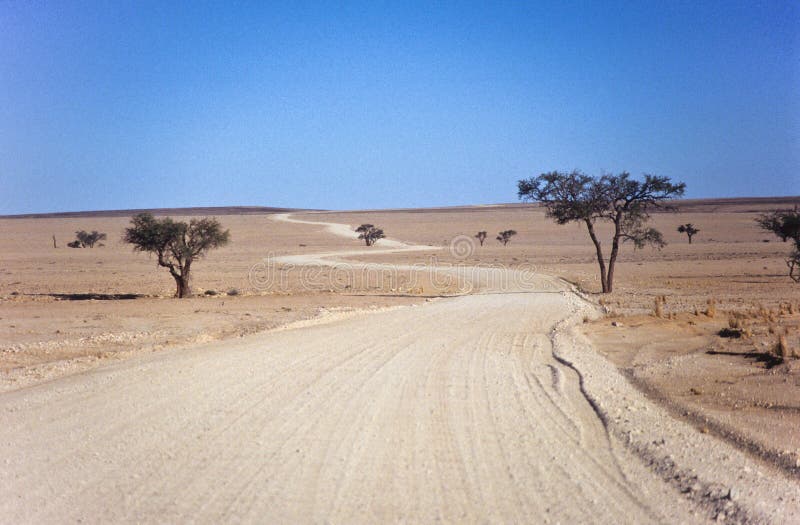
[0,212,429,390]
[300,199,800,479]
[1,199,799,522]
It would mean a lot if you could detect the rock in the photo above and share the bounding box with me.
[611,321,623,327]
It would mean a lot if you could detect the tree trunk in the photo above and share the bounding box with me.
[172,261,192,298]
[688,235,693,244]
[173,273,192,298]
[585,219,608,293]
[606,215,623,294]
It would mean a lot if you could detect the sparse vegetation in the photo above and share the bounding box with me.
[356,224,385,246]
[705,298,716,318]
[475,231,487,246]
[518,170,685,293]
[66,230,107,248]
[653,295,665,318]
[123,213,230,298]
[677,223,699,244]
[496,230,516,246]
[756,207,800,282]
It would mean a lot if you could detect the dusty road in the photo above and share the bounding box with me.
[0,214,795,523]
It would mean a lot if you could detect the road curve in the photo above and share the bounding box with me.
[1,214,703,523]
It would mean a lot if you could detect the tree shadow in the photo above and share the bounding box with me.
[41,293,143,301]
[706,349,783,369]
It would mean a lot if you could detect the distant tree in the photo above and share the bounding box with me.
[475,231,487,246]
[74,230,107,248]
[123,213,230,298]
[496,230,517,246]
[356,224,385,246]
[677,223,699,244]
[756,207,800,282]
[518,171,685,293]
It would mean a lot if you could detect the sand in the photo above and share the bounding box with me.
[1,199,799,522]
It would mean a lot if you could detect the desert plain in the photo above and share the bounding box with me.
[1,197,799,523]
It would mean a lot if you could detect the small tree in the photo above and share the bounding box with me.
[677,223,699,244]
[756,207,800,282]
[475,231,487,246]
[518,171,685,293]
[73,230,107,248]
[496,230,516,246]
[123,213,230,298]
[356,224,385,246]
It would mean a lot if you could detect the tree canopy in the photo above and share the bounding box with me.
[756,207,800,282]
[496,230,516,246]
[73,230,107,248]
[677,223,699,243]
[356,224,385,246]
[123,213,230,297]
[518,170,685,293]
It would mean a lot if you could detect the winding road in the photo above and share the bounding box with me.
[0,213,779,523]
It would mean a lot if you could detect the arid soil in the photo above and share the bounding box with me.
[1,199,799,522]
[0,213,427,390]
[299,199,800,479]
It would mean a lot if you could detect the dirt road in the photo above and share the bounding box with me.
[0,214,796,523]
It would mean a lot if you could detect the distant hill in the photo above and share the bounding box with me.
[0,206,305,219]
[1,196,797,219]
[325,196,800,215]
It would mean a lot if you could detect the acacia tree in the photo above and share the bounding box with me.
[356,224,385,246]
[677,223,699,244]
[496,230,516,246]
[123,213,230,298]
[518,171,685,293]
[72,230,107,248]
[475,231,487,246]
[756,208,800,243]
[756,207,800,282]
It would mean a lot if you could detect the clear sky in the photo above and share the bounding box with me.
[1,1,798,214]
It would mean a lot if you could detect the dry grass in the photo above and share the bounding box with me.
[775,334,789,360]
[705,299,717,319]
[653,296,664,318]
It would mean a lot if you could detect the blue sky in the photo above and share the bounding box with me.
[1,1,798,213]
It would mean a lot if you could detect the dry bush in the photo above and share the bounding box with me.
[705,299,717,318]
[654,296,664,318]
[775,335,789,360]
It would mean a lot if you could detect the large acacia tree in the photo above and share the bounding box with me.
[518,171,685,293]
[756,207,800,282]
[124,213,230,298]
